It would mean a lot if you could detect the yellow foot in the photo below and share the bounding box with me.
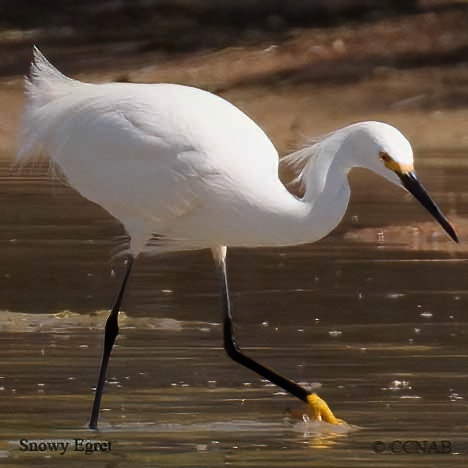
[306,393,344,425]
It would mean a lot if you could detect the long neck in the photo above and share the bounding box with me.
[302,155,351,242]
[225,154,351,248]
[229,122,393,248]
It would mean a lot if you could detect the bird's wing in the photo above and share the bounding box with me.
[79,110,211,247]
[19,87,214,253]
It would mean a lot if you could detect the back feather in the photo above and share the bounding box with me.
[16,47,76,164]
[26,46,72,98]
[280,128,345,199]
[279,144,320,199]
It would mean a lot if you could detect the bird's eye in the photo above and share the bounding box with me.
[379,151,392,163]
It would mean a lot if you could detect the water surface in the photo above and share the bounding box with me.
[0,154,467,467]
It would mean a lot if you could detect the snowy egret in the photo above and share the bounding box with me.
[17,48,457,429]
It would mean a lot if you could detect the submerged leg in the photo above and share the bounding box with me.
[89,255,135,430]
[212,246,343,424]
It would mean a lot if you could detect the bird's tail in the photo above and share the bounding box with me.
[16,46,75,165]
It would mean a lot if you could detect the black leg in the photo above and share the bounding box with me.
[89,255,134,430]
[214,247,343,424]
[214,247,311,404]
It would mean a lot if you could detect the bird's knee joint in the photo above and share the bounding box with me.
[104,315,119,346]
[224,340,243,362]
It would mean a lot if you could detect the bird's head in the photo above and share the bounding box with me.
[350,122,458,243]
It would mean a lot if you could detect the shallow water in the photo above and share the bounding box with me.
[0,154,468,467]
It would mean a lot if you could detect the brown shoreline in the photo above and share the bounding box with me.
[2,4,468,159]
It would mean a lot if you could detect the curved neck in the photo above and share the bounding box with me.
[228,156,351,248]
[225,122,402,248]
[301,154,351,243]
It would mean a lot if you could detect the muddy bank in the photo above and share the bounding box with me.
[1,4,468,159]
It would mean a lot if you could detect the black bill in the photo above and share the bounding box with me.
[398,171,458,243]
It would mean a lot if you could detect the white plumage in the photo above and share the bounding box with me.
[18,47,443,258]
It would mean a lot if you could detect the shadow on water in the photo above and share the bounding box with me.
[1,153,468,467]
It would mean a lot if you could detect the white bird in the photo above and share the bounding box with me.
[17,47,457,429]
